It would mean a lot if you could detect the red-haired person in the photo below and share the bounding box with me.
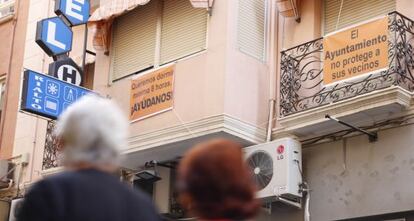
[177,139,260,221]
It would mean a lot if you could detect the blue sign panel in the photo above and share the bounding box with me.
[35,17,73,57]
[21,70,91,120]
[55,0,90,26]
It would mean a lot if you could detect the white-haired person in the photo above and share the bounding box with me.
[18,95,162,221]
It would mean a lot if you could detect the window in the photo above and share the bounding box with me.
[160,0,207,64]
[0,0,15,19]
[82,62,95,89]
[111,0,208,81]
[0,77,6,118]
[237,0,267,61]
[324,0,395,34]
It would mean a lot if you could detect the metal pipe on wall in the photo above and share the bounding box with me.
[266,0,279,142]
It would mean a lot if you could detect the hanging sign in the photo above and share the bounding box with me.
[130,65,175,121]
[48,57,83,86]
[35,17,73,57]
[323,17,389,85]
[21,70,91,120]
[25,0,91,120]
[55,0,90,26]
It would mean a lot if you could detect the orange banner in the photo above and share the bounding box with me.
[130,65,174,121]
[323,17,389,85]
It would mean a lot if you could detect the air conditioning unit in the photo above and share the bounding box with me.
[244,138,302,203]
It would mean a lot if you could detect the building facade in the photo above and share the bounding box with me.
[270,0,414,220]
[0,0,414,220]
[0,0,29,159]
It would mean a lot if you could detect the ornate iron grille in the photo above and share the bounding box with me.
[43,121,60,170]
[280,12,414,117]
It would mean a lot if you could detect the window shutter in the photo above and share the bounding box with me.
[111,0,158,80]
[237,0,266,61]
[160,0,207,64]
[324,0,395,34]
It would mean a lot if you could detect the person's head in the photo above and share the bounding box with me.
[177,139,260,220]
[54,94,128,171]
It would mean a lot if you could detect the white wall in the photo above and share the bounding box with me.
[260,124,414,221]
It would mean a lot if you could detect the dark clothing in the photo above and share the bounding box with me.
[18,169,162,221]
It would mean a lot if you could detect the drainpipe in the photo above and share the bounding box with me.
[266,99,275,142]
[0,0,21,155]
[266,0,278,142]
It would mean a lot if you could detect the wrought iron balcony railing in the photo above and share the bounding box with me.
[280,12,414,117]
[43,121,60,170]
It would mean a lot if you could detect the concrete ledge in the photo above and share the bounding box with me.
[41,166,64,177]
[121,114,266,168]
[274,86,413,139]
[125,114,266,154]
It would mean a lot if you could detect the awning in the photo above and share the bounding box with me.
[276,0,301,22]
[88,0,212,54]
[89,0,151,23]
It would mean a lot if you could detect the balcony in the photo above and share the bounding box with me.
[43,121,60,170]
[277,12,414,138]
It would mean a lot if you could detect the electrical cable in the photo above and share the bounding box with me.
[304,185,310,221]
[172,109,196,138]
[335,0,345,31]
[295,159,311,221]
[340,138,347,176]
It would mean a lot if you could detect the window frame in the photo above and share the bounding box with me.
[0,76,6,115]
[0,0,15,21]
[237,0,269,62]
[109,0,209,83]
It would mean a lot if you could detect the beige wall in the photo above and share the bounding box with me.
[0,0,30,159]
[306,124,414,220]
[396,0,414,20]
[0,21,13,76]
[93,0,271,153]
[223,0,271,127]
[280,0,322,50]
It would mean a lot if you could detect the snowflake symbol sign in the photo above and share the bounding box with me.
[47,82,59,96]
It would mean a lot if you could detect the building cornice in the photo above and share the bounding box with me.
[124,114,267,154]
[273,86,413,139]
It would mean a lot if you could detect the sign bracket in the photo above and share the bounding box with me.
[325,114,378,142]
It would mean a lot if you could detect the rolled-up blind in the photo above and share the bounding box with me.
[324,0,395,34]
[237,0,266,61]
[111,0,158,80]
[160,0,208,64]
